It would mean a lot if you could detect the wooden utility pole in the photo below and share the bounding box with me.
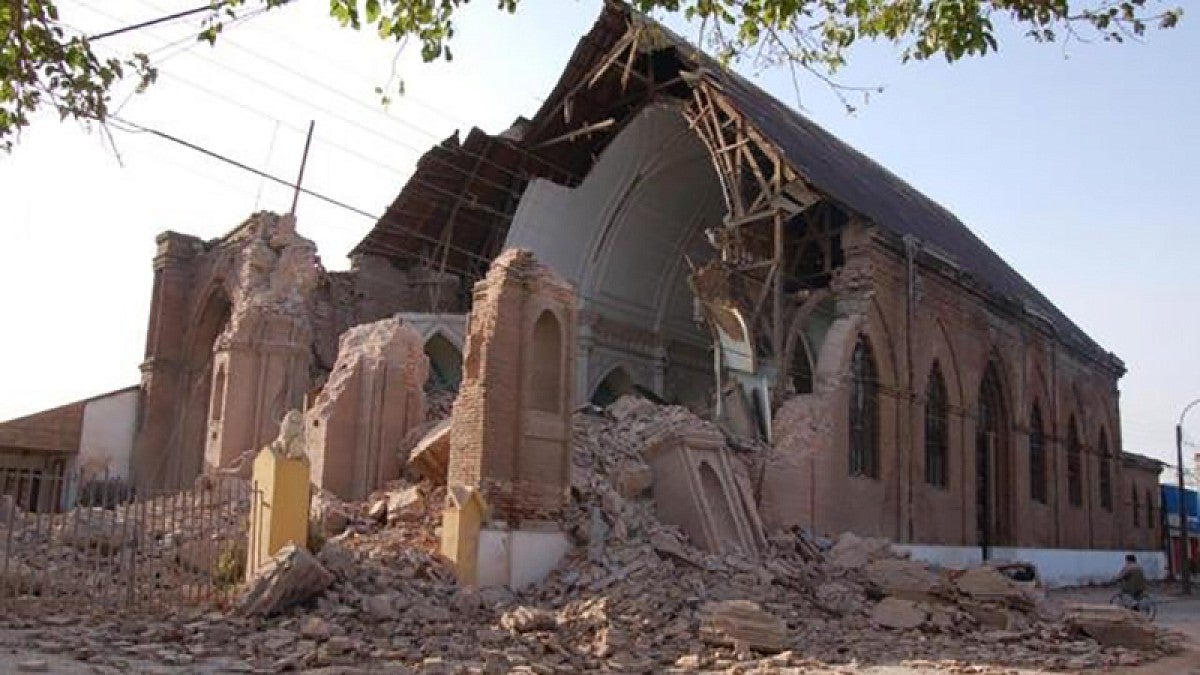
[289,121,315,217]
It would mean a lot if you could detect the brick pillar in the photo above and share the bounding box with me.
[131,232,201,490]
[447,249,577,524]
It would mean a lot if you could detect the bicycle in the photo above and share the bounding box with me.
[1109,591,1158,620]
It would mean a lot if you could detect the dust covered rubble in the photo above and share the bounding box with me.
[0,395,1181,673]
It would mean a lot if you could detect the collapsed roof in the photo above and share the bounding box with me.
[353,0,1119,371]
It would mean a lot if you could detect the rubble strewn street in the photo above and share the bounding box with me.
[0,397,1189,673]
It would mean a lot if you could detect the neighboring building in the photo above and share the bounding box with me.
[1162,484,1199,576]
[0,2,1162,583]
[1122,453,1166,552]
[0,386,139,511]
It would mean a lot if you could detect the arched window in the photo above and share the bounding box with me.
[1146,488,1155,530]
[529,311,563,413]
[1066,417,1083,507]
[924,363,949,488]
[1098,429,1113,512]
[848,336,879,479]
[976,361,1009,547]
[1029,403,1047,503]
[210,365,227,423]
[591,367,633,407]
[1131,483,1140,527]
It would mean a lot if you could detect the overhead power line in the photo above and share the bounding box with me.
[111,115,380,222]
[88,1,228,42]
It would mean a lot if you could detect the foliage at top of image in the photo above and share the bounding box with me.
[0,0,1184,150]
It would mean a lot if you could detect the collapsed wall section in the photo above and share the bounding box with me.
[306,318,427,501]
[134,212,460,490]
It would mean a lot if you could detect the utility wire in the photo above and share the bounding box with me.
[111,115,379,221]
[88,1,228,42]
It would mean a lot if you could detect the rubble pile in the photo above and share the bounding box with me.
[0,396,1184,673]
[424,387,457,422]
[216,398,1180,671]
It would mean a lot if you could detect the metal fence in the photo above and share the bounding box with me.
[0,467,255,615]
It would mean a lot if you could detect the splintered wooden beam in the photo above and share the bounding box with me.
[589,26,640,89]
[535,118,616,149]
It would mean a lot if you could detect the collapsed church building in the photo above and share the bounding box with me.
[0,1,1164,585]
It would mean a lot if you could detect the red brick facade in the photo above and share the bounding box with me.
[765,221,1159,552]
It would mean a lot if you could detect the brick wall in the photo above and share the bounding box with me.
[769,220,1138,552]
[447,249,577,525]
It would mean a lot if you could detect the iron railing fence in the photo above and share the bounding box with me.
[0,467,256,615]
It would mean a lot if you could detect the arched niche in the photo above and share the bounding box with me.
[698,461,741,554]
[529,311,564,413]
[178,287,231,485]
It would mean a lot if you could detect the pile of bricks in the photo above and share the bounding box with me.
[0,397,1183,673]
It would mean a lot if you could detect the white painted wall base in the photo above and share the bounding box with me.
[477,527,573,590]
[893,544,1166,588]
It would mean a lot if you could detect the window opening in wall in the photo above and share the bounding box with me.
[1098,429,1113,512]
[1146,488,1155,530]
[848,336,879,479]
[210,365,226,423]
[1132,483,1140,527]
[424,333,463,393]
[795,241,827,288]
[529,311,563,413]
[1067,418,1083,507]
[1029,403,1047,503]
[591,367,634,407]
[975,360,1009,558]
[924,362,949,488]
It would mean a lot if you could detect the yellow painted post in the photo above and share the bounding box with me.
[247,446,311,576]
[441,486,486,586]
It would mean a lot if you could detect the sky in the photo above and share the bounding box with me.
[1,0,1197,473]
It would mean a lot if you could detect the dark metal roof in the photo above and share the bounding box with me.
[353,0,1119,370]
[705,67,1112,363]
[1121,451,1165,473]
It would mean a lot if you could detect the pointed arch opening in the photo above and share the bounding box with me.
[1098,428,1113,512]
[1067,416,1083,507]
[210,365,227,424]
[1145,488,1155,530]
[848,335,879,479]
[591,366,634,407]
[424,332,463,393]
[529,311,563,413]
[976,359,1011,555]
[924,362,949,488]
[1132,483,1141,527]
[1029,402,1047,504]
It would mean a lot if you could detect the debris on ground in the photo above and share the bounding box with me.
[0,395,1186,673]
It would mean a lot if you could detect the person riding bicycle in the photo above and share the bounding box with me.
[1115,553,1148,601]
